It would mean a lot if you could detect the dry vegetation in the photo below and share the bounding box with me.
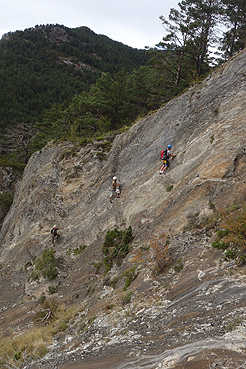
[0,302,77,368]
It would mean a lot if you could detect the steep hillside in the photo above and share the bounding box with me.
[0,49,246,368]
[0,24,147,131]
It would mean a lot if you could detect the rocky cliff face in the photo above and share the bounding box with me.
[0,50,246,368]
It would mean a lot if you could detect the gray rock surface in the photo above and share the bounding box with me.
[0,49,246,368]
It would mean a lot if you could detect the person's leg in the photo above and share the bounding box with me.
[163,161,169,173]
[160,164,165,173]
[160,160,167,173]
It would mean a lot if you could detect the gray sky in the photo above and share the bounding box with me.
[1,0,180,49]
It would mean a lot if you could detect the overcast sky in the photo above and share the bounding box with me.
[1,0,180,49]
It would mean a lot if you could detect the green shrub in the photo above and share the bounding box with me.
[224,248,237,260]
[14,351,22,361]
[123,267,138,290]
[102,226,134,273]
[121,291,133,305]
[73,245,87,255]
[34,248,58,281]
[217,229,229,238]
[226,318,243,332]
[166,185,174,192]
[212,240,229,251]
[67,245,87,256]
[174,259,183,272]
[211,205,246,265]
[93,261,103,274]
[103,275,120,288]
[208,200,216,209]
[39,294,46,305]
[48,286,57,294]
[110,276,120,288]
[237,255,246,266]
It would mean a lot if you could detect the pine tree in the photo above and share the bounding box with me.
[220,0,246,58]
[179,0,221,76]
[157,6,195,88]
[157,0,222,82]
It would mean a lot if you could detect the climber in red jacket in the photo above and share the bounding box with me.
[160,145,176,174]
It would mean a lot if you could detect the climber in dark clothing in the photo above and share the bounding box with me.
[50,225,59,244]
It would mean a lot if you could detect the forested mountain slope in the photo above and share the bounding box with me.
[0,24,147,132]
[0,49,245,369]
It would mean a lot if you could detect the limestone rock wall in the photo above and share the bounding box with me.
[1,50,246,264]
[0,49,246,369]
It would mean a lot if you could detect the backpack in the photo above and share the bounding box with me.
[51,227,58,236]
[161,149,168,160]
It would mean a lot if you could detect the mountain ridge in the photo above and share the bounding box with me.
[0,24,147,132]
